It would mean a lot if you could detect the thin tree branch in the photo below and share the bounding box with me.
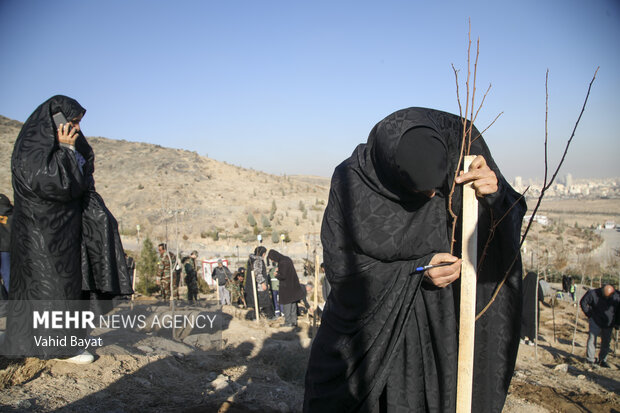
[452,65,463,119]
[468,37,480,153]
[544,66,600,191]
[476,67,599,320]
[544,69,549,188]
[471,111,503,144]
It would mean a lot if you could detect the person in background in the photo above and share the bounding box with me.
[246,246,276,319]
[569,279,577,303]
[580,284,620,368]
[300,282,319,317]
[268,263,282,316]
[183,251,199,304]
[229,268,247,308]
[212,259,232,305]
[520,271,544,346]
[125,253,136,289]
[562,275,571,293]
[174,257,182,299]
[157,243,176,301]
[267,249,304,327]
[0,194,12,295]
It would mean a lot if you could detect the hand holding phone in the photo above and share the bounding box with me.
[53,111,78,146]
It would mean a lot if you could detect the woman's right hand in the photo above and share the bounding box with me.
[57,123,78,146]
[424,253,461,288]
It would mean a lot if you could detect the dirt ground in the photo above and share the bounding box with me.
[0,284,618,413]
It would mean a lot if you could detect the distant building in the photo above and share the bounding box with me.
[514,176,522,189]
[523,214,549,226]
[565,173,573,189]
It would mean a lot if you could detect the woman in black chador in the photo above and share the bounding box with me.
[304,108,526,412]
[267,249,304,326]
[4,95,133,360]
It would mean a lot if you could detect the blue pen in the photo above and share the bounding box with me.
[414,262,454,273]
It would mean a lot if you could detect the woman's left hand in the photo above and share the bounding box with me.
[454,155,498,197]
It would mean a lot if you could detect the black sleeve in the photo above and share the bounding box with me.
[580,291,593,318]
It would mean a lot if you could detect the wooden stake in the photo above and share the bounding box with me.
[169,254,175,311]
[456,155,478,413]
[535,272,539,360]
[552,297,557,343]
[131,268,136,301]
[250,270,260,323]
[313,253,320,337]
[571,286,580,354]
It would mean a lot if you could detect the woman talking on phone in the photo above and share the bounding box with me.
[4,95,132,363]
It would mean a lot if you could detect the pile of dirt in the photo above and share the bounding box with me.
[0,302,310,412]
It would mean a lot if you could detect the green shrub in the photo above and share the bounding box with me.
[261,214,271,228]
[135,236,159,296]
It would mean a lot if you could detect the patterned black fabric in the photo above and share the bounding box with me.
[4,95,132,358]
[304,108,526,412]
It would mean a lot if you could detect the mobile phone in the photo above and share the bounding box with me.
[52,111,70,131]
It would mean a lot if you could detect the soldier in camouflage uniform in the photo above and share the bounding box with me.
[157,243,177,301]
[228,267,246,307]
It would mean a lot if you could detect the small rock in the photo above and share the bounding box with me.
[554,364,569,373]
[137,345,154,353]
[578,374,586,380]
[211,375,229,391]
[16,400,32,409]
[206,371,218,381]
[277,401,288,412]
[211,380,228,391]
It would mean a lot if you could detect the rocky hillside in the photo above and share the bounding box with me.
[0,115,330,250]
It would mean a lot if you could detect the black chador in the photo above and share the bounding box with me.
[5,95,132,358]
[304,108,526,412]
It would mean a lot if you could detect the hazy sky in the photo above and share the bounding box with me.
[1,0,618,181]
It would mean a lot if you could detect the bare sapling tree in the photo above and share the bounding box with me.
[450,22,599,320]
[449,21,503,254]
